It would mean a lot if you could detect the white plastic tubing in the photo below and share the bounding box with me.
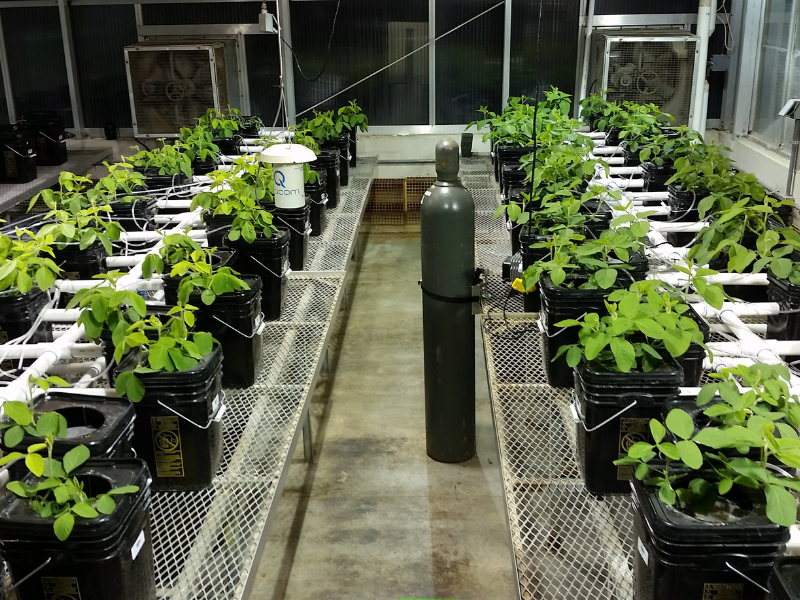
[0,209,203,405]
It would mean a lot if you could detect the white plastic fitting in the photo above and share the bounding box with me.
[259,143,317,209]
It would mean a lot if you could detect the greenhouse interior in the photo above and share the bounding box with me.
[0,0,799,599]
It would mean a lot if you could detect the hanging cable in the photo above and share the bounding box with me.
[278,0,342,83]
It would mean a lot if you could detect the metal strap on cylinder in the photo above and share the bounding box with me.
[156,393,226,430]
[212,312,265,339]
[570,390,651,433]
[250,254,291,278]
[418,280,479,304]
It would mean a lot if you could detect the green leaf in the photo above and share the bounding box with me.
[36,412,61,437]
[618,293,640,319]
[718,478,733,494]
[584,332,610,361]
[635,318,666,339]
[72,502,99,519]
[609,337,636,372]
[628,442,655,459]
[54,512,74,541]
[0,451,23,466]
[25,452,44,477]
[4,401,32,426]
[201,289,216,305]
[658,483,676,505]
[657,442,680,460]
[63,445,90,474]
[594,269,617,289]
[96,494,116,514]
[766,484,797,527]
[6,481,28,497]
[729,457,770,484]
[696,384,718,406]
[107,485,139,496]
[193,332,214,356]
[650,419,666,444]
[3,425,24,448]
[692,427,736,449]
[665,409,694,440]
[676,440,703,469]
[126,374,145,402]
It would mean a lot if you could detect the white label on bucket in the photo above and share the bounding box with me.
[131,529,146,560]
[637,537,649,566]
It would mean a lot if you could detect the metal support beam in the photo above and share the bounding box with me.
[302,409,313,462]
[0,11,16,123]
[733,0,765,137]
[276,0,296,125]
[236,32,251,115]
[720,0,743,129]
[501,0,511,108]
[428,0,436,125]
[133,3,143,41]
[58,0,84,137]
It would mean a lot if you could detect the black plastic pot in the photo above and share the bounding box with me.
[118,346,224,492]
[519,225,551,313]
[322,133,350,187]
[767,274,800,364]
[605,127,621,147]
[574,356,683,495]
[213,136,246,155]
[1,393,135,477]
[540,274,620,388]
[271,200,311,272]
[134,167,192,192]
[0,123,37,183]
[0,459,156,600]
[349,128,357,168]
[501,162,527,202]
[708,229,768,304]
[495,144,533,186]
[0,287,53,345]
[665,183,698,247]
[632,474,789,600]
[224,229,290,321]
[642,161,677,194]
[106,198,158,232]
[235,118,261,137]
[163,276,263,388]
[22,112,68,167]
[622,146,642,167]
[312,148,341,209]
[305,170,328,237]
[461,132,473,157]
[675,305,710,387]
[191,156,218,176]
[204,213,236,248]
[582,199,613,238]
[770,556,800,600]
[53,241,108,281]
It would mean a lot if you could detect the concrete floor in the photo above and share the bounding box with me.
[252,234,517,600]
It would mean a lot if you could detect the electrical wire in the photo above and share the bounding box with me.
[719,0,735,53]
[278,0,342,83]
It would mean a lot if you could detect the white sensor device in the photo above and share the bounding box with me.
[258,144,317,209]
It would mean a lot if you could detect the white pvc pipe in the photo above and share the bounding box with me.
[649,221,706,233]
[710,323,768,335]
[691,0,715,134]
[604,157,625,166]
[626,191,669,202]
[655,272,768,286]
[0,343,102,360]
[56,278,163,293]
[692,302,780,318]
[608,166,643,176]
[156,200,193,210]
[587,131,606,140]
[41,309,82,322]
[75,357,108,388]
[121,229,206,243]
[106,256,144,268]
[46,361,98,375]
[646,230,691,263]
[708,340,800,356]
[592,146,623,156]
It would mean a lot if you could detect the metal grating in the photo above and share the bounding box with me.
[146,155,377,599]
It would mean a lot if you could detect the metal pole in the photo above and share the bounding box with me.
[276,0,296,125]
[786,118,800,197]
[501,0,512,108]
[58,0,84,138]
[428,0,436,125]
[0,11,15,123]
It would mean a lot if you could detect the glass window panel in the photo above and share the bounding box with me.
[291,0,429,126]
[435,0,503,125]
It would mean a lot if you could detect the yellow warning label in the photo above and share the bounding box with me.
[42,576,82,600]
[151,415,184,478]
[617,418,650,480]
[703,583,743,600]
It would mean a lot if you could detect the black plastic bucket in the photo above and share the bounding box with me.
[322,133,350,187]
[191,156,218,176]
[666,184,699,247]
[224,229,290,321]
[622,146,642,167]
[642,161,677,193]
[23,112,68,167]
[461,132,473,158]
[501,162,527,202]
[495,144,533,186]
[0,123,37,183]
[767,274,800,363]
[540,274,621,387]
[204,213,236,248]
[312,148,341,209]
[605,128,621,147]
[582,199,614,238]
[162,276,263,388]
[271,201,310,272]
[53,241,108,281]
[674,305,709,387]
[574,357,683,495]
[134,167,192,193]
[349,128,358,168]
[106,198,158,232]
[769,557,800,600]
[0,287,53,345]
[1,393,135,478]
[632,476,788,600]
[213,136,245,155]
[0,459,156,600]
[118,346,224,492]
[305,170,328,237]
[519,225,551,313]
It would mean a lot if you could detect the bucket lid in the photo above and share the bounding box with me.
[163,274,262,307]
[1,393,135,458]
[0,459,150,541]
[576,354,684,387]
[771,557,800,600]
[632,475,790,546]
[224,226,290,249]
[115,344,222,387]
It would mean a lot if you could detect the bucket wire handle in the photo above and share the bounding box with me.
[3,144,35,158]
[250,254,291,278]
[543,312,588,338]
[571,390,653,433]
[156,393,226,430]
[279,219,311,236]
[212,312,264,339]
[9,557,52,591]
[37,130,66,144]
[725,561,770,594]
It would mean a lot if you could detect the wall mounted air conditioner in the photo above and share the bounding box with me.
[589,28,702,125]
[125,41,229,137]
